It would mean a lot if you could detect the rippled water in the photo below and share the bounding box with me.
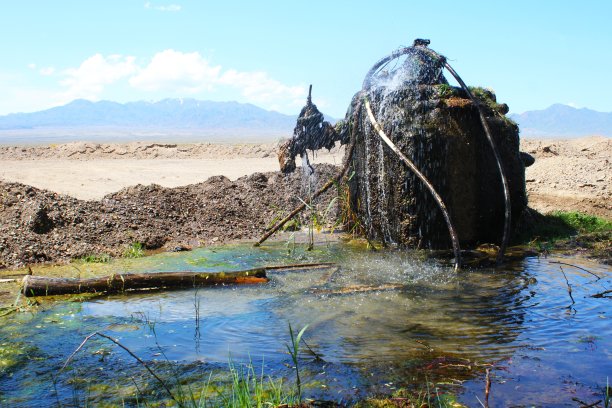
[0,241,610,406]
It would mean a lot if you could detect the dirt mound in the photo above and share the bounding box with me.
[521,136,611,218]
[0,165,339,269]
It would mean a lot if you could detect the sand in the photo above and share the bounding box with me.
[0,138,609,217]
[0,142,345,201]
[520,136,611,218]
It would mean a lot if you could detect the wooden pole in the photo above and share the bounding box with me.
[21,262,337,297]
[22,268,268,297]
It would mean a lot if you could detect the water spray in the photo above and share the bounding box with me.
[364,97,461,271]
[361,39,512,265]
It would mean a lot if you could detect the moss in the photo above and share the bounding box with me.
[468,86,512,117]
[435,83,459,99]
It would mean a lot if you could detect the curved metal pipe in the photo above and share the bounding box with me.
[362,47,412,89]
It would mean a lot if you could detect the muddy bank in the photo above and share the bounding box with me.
[1,138,606,216]
[0,165,339,269]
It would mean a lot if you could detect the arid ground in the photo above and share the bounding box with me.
[0,136,609,269]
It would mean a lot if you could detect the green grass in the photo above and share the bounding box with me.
[217,358,293,408]
[515,210,611,243]
[123,242,144,259]
[553,211,612,233]
[513,210,611,260]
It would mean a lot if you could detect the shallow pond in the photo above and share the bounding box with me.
[0,240,610,406]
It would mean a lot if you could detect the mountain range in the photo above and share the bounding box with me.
[509,104,612,137]
[0,99,610,143]
[0,98,299,132]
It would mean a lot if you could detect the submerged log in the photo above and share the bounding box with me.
[22,268,269,297]
[310,283,404,296]
[21,262,338,297]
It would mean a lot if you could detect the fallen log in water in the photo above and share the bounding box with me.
[310,283,404,296]
[21,263,337,297]
[22,268,268,297]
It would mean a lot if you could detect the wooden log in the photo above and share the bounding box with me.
[20,262,338,297]
[310,283,404,296]
[22,268,269,297]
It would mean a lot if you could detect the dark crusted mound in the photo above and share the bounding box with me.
[348,84,527,250]
[0,164,339,269]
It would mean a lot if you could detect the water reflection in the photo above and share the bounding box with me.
[0,242,609,406]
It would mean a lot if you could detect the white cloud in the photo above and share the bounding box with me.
[220,70,306,107]
[129,50,307,109]
[39,67,55,76]
[16,50,306,114]
[129,49,221,93]
[28,63,36,70]
[144,2,181,12]
[59,53,137,101]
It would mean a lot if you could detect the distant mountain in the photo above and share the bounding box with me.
[510,104,612,137]
[0,98,299,132]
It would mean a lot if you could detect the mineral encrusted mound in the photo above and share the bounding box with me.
[347,60,527,249]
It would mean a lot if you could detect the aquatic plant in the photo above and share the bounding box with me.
[0,341,38,377]
[123,241,144,258]
[220,357,292,408]
[355,383,465,408]
[287,323,309,403]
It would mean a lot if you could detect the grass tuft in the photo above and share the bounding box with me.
[552,211,612,234]
[123,242,144,259]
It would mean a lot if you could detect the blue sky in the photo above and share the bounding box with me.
[1,0,611,118]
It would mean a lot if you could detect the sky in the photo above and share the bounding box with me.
[1,0,611,118]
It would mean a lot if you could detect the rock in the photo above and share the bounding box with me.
[167,245,191,252]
